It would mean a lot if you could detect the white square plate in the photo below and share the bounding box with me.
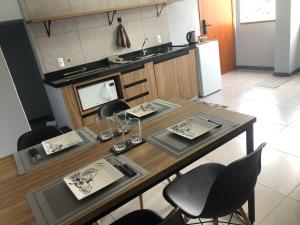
[126,102,157,117]
[167,117,218,140]
[63,159,124,200]
[42,131,83,155]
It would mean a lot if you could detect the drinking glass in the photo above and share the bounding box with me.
[110,115,127,152]
[113,111,130,134]
[96,117,113,141]
[128,118,142,144]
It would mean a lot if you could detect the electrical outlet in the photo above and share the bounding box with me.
[156,34,162,44]
[57,57,65,68]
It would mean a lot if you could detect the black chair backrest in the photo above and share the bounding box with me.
[201,143,266,218]
[158,208,186,225]
[98,99,130,118]
[17,126,62,151]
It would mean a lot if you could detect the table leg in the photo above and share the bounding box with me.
[246,124,255,223]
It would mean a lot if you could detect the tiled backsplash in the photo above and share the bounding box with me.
[24,6,171,74]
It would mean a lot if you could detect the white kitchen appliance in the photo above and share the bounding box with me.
[196,41,222,97]
[77,79,118,111]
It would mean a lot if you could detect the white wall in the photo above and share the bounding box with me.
[167,0,200,45]
[290,0,300,71]
[274,0,300,74]
[0,0,22,21]
[0,48,30,158]
[235,0,275,67]
[274,0,292,73]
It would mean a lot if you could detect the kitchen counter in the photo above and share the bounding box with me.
[44,43,195,88]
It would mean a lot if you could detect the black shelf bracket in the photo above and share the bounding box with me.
[43,20,52,37]
[156,3,166,17]
[107,11,117,25]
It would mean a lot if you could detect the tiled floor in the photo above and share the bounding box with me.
[98,69,300,225]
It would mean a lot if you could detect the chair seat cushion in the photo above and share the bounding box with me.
[163,163,226,218]
[110,209,162,225]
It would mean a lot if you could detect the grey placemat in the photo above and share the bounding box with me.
[14,127,98,175]
[139,99,181,123]
[146,113,238,157]
[26,155,148,225]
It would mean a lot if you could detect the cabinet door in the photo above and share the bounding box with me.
[24,0,73,19]
[174,50,198,99]
[153,59,178,98]
[154,50,198,99]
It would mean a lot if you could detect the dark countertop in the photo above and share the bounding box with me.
[44,43,195,88]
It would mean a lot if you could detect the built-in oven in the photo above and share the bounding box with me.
[76,78,119,112]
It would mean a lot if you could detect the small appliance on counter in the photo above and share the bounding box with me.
[186,31,198,45]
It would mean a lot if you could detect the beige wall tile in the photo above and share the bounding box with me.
[142,15,171,47]
[78,26,114,63]
[113,8,141,24]
[32,18,76,38]
[28,5,172,74]
[112,20,145,55]
[37,32,85,72]
[140,5,167,19]
[74,14,108,30]
[31,38,47,75]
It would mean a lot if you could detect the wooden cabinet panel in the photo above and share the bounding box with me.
[174,49,198,99]
[154,59,178,98]
[83,114,98,127]
[121,63,157,104]
[123,82,149,99]
[154,50,198,99]
[121,68,147,86]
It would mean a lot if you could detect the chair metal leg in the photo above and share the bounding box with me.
[139,195,144,209]
[213,218,218,225]
[239,207,252,225]
[183,215,190,223]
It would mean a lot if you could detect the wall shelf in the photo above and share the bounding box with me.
[26,0,182,24]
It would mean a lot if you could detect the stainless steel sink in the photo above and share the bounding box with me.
[135,53,159,59]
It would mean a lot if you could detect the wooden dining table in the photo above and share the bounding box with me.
[0,98,256,225]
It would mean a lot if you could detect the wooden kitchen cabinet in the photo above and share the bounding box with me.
[121,63,158,107]
[154,49,198,99]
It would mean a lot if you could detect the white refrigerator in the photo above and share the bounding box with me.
[196,40,222,97]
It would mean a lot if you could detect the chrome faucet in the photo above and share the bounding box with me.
[142,38,149,56]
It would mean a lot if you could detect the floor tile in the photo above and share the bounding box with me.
[289,184,300,202]
[97,214,115,225]
[243,183,285,224]
[204,138,247,165]
[258,148,300,195]
[238,121,286,147]
[260,198,300,225]
[269,126,300,157]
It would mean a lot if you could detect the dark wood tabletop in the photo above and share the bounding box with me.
[0,99,256,225]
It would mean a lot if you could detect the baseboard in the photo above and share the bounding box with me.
[237,66,274,70]
[273,68,300,77]
[237,66,300,77]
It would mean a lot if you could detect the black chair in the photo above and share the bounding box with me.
[108,208,185,225]
[17,126,71,151]
[98,99,130,118]
[163,143,267,225]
